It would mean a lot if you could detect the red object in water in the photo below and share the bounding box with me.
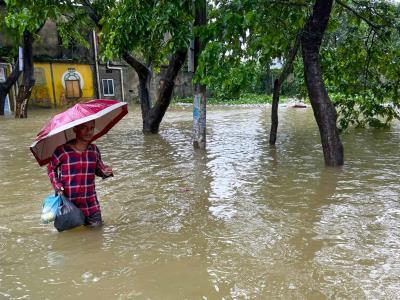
[30,99,128,166]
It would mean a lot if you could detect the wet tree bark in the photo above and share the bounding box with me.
[124,50,187,134]
[193,0,207,149]
[123,52,152,130]
[301,0,344,166]
[15,30,35,118]
[269,34,300,145]
[150,50,187,133]
[0,89,5,115]
[0,63,21,115]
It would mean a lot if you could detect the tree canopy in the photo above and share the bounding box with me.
[194,0,400,129]
[1,0,399,129]
[100,0,193,70]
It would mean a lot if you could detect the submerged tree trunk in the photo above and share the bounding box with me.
[193,85,206,148]
[124,50,187,134]
[0,89,7,115]
[123,52,152,130]
[15,31,35,119]
[193,0,207,149]
[149,50,187,133]
[269,34,301,145]
[0,62,22,116]
[269,79,281,144]
[301,0,344,166]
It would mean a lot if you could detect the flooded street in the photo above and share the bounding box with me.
[0,104,399,299]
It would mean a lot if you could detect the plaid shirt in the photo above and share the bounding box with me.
[47,143,107,217]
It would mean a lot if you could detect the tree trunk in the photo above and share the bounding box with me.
[269,34,300,145]
[269,79,280,145]
[0,89,6,115]
[15,31,35,119]
[301,0,344,166]
[0,62,22,115]
[124,49,187,134]
[138,72,152,131]
[123,52,153,131]
[193,0,207,149]
[148,50,187,134]
[193,84,206,148]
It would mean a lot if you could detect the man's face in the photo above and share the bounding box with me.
[74,121,95,142]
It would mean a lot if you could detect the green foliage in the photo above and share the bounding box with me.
[3,0,94,50]
[330,93,399,131]
[5,0,61,34]
[195,0,310,100]
[100,0,193,66]
[196,0,400,129]
[2,0,399,131]
[56,10,94,50]
[198,51,261,99]
[320,1,400,129]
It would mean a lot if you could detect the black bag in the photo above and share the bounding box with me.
[54,196,85,232]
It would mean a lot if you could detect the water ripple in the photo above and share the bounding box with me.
[0,105,399,298]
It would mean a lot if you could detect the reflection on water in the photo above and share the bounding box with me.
[0,104,399,299]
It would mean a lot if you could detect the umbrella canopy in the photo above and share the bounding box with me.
[30,99,128,166]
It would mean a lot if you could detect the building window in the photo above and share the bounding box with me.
[102,79,114,96]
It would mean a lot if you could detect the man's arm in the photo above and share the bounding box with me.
[94,145,113,179]
[47,152,63,193]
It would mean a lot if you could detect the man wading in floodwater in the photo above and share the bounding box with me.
[47,120,113,228]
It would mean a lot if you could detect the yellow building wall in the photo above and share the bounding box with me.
[32,62,95,107]
[31,63,53,107]
[52,63,94,106]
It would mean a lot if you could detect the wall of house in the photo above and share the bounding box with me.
[33,20,94,62]
[31,62,95,107]
[152,66,194,100]
[97,64,140,103]
[33,21,62,59]
[172,70,193,99]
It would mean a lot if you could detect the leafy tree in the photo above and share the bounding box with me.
[2,0,93,117]
[0,3,22,115]
[195,0,309,98]
[85,0,193,133]
[195,0,400,165]
[321,0,400,130]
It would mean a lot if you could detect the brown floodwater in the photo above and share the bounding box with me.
[0,104,399,299]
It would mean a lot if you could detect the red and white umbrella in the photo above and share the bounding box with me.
[30,99,128,166]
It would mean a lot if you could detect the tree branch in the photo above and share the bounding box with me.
[122,52,151,79]
[363,29,376,95]
[3,61,22,91]
[278,33,301,83]
[336,0,383,31]
[77,0,151,78]
[267,0,308,7]
[269,31,301,145]
[79,0,102,27]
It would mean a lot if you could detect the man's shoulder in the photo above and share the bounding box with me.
[52,144,69,159]
[86,143,101,155]
[55,144,68,153]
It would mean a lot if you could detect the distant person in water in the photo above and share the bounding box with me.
[47,120,113,228]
